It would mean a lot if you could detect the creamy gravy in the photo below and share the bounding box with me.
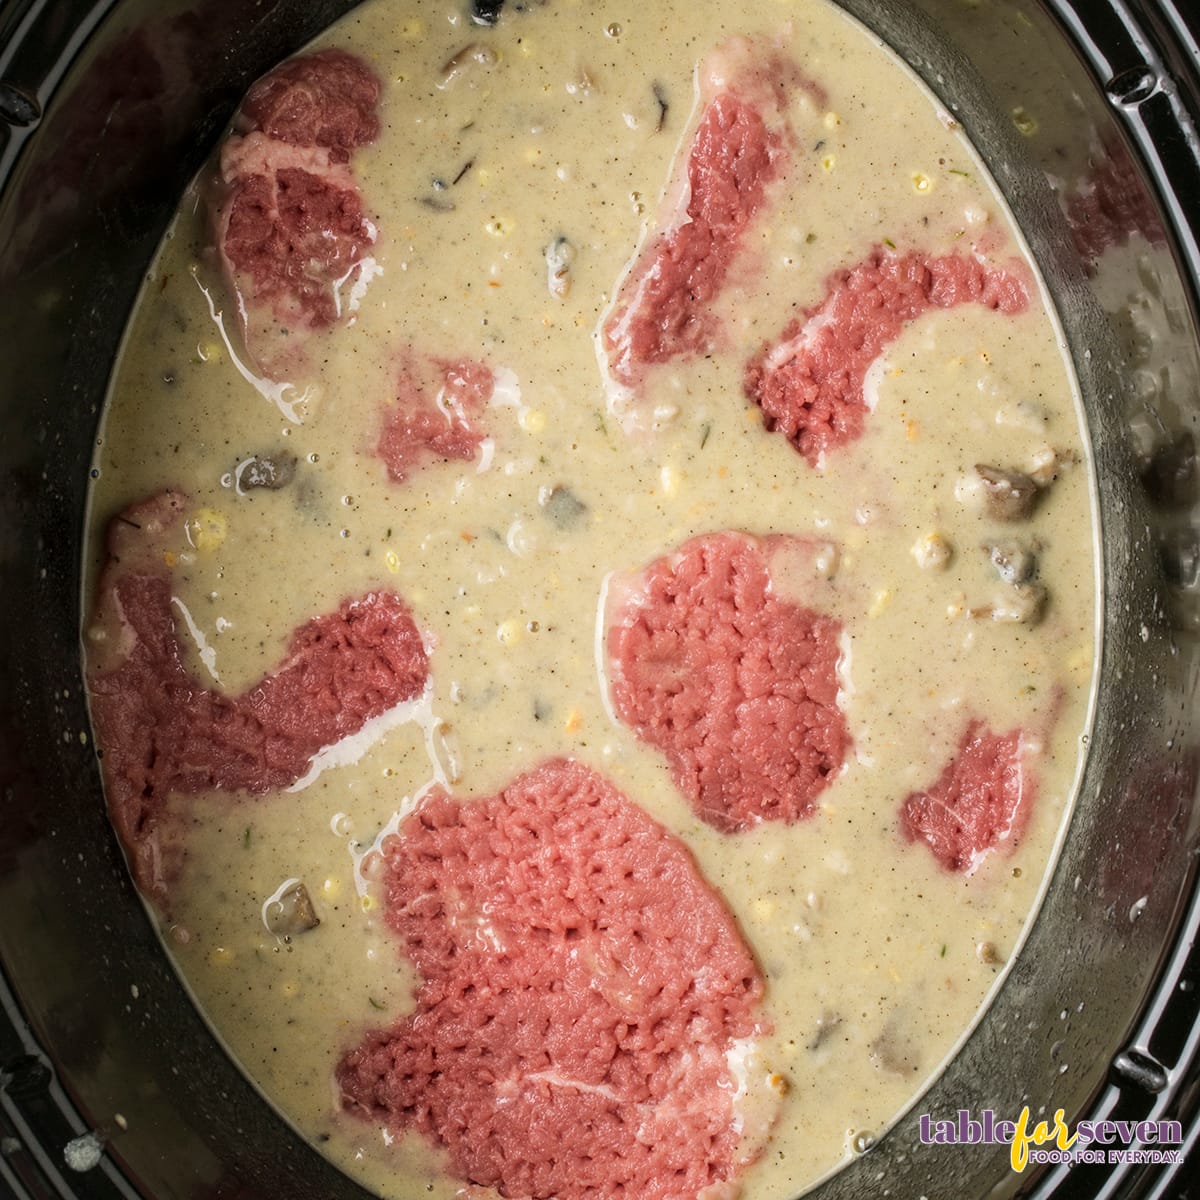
[85,0,1098,1196]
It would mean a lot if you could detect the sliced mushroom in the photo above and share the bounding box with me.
[976,940,1004,965]
[869,1011,921,1076]
[439,43,499,88]
[652,81,669,131]
[263,880,320,939]
[236,452,296,492]
[419,193,456,213]
[545,235,575,299]
[807,1009,842,1051]
[974,464,1040,522]
[541,484,587,529]
[985,539,1039,585]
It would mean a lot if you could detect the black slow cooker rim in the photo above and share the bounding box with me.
[1016,3,1200,1197]
[1,0,1198,1198]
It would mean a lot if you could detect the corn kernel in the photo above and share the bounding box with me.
[821,154,836,172]
[911,171,933,194]
[868,588,893,618]
[660,464,680,497]
[752,897,775,921]
[769,1073,791,1095]
[823,111,841,129]
[188,508,227,552]
[209,946,234,966]
[384,549,400,574]
[497,619,522,645]
[321,877,342,901]
[565,708,583,734]
[196,340,222,363]
[519,408,546,433]
[361,895,376,913]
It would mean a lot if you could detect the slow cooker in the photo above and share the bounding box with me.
[0,0,1197,1197]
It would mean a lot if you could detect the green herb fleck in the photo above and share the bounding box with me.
[594,410,608,437]
[948,168,970,178]
[368,997,386,1011]
[243,826,252,849]
[883,237,896,250]
[940,944,947,958]
[699,422,712,449]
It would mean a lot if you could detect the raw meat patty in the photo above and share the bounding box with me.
[237,47,381,163]
[745,248,1030,467]
[599,39,811,397]
[86,491,429,901]
[377,357,494,483]
[899,720,1031,873]
[605,531,847,831]
[337,758,775,1200]
[213,49,382,342]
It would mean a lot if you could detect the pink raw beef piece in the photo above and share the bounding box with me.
[213,49,382,347]
[900,720,1032,873]
[337,758,774,1200]
[605,531,848,831]
[377,357,494,483]
[600,39,816,396]
[86,491,428,902]
[236,47,381,163]
[745,248,1030,467]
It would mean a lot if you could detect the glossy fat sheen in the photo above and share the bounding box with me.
[84,0,1098,1197]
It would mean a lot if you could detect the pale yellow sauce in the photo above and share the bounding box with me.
[85,0,1098,1196]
